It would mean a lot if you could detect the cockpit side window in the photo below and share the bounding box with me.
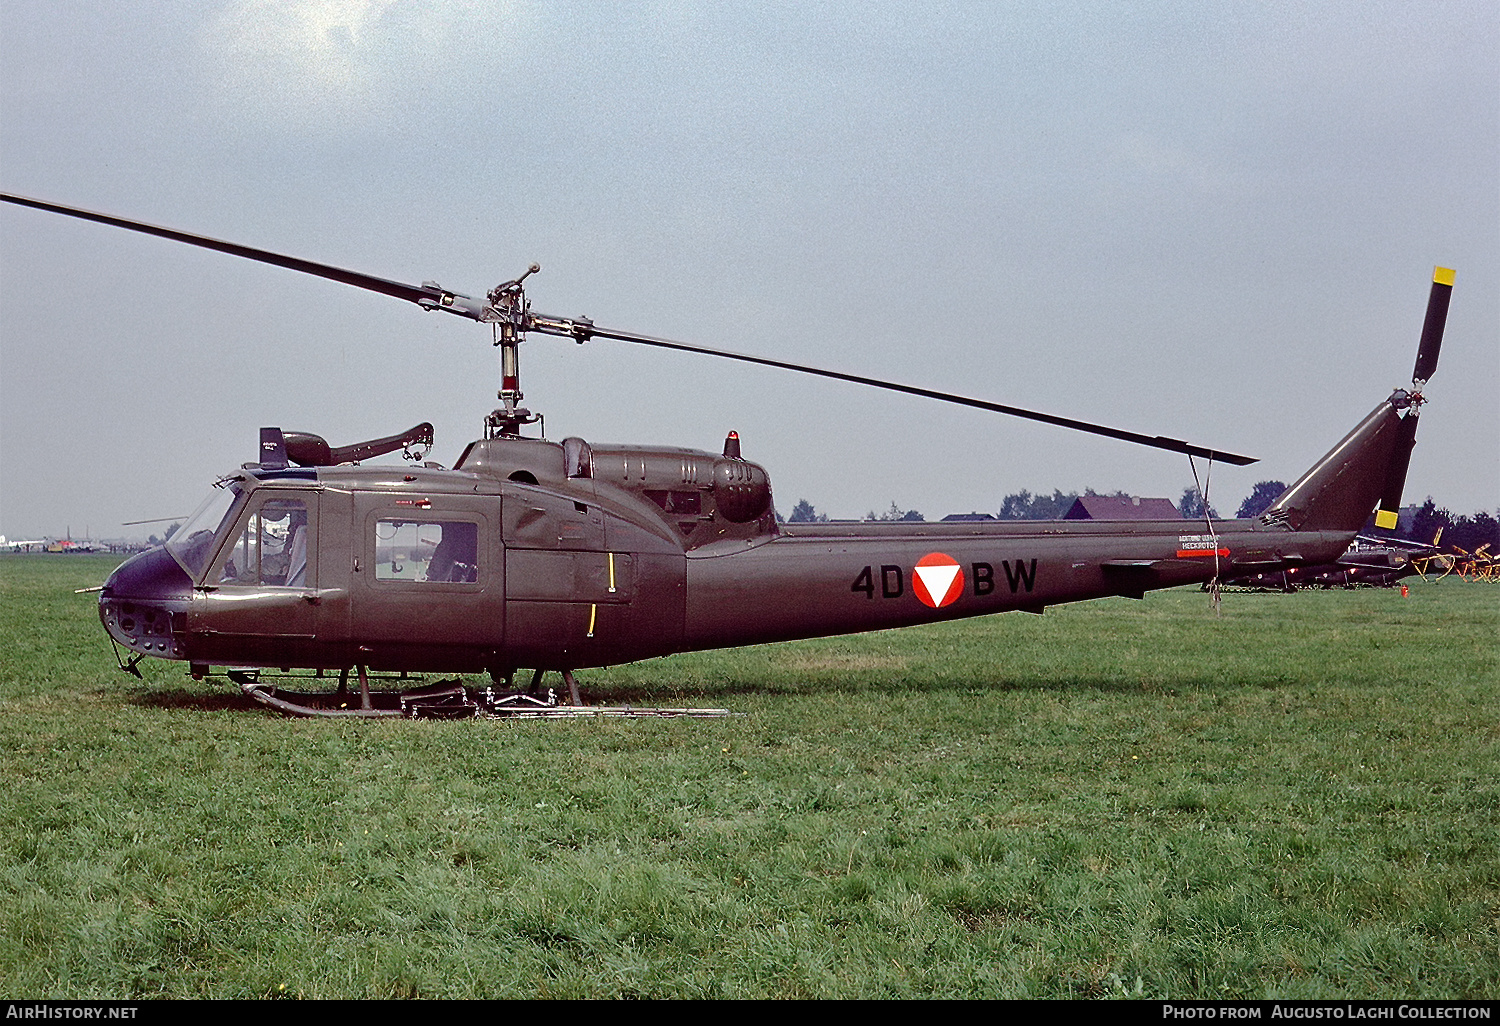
[216,497,313,587]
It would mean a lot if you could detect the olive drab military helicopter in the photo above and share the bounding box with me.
[0,193,1455,718]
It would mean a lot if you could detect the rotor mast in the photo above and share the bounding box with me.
[478,262,599,437]
[484,263,542,437]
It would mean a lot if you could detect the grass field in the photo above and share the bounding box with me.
[1,553,1495,999]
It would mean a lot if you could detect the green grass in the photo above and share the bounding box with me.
[1,553,1496,998]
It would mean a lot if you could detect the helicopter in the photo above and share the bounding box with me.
[0,193,1454,718]
[1220,533,1441,592]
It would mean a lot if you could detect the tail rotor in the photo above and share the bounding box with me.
[1374,267,1453,531]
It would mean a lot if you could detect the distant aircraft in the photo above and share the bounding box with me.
[46,538,107,553]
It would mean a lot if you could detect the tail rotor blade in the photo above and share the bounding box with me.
[1413,267,1454,386]
[1373,410,1419,531]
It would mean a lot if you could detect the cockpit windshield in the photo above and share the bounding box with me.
[165,480,243,579]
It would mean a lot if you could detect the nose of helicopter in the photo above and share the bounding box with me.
[99,546,194,660]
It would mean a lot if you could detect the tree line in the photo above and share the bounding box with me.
[1393,497,1499,553]
[782,483,1498,551]
[784,499,924,523]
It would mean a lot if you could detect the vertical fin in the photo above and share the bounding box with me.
[1263,401,1403,533]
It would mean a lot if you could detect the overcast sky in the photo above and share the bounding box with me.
[2,1,1495,540]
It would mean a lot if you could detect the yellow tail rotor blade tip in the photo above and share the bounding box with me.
[1433,267,1456,286]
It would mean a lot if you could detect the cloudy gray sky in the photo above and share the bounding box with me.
[2,1,1495,540]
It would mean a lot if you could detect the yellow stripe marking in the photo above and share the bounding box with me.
[608,552,617,593]
[1375,508,1399,530]
[587,603,597,638]
[1433,266,1455,286]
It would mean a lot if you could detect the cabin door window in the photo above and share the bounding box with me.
[374,519,480,584]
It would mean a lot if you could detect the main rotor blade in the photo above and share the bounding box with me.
[1413,266,1453,386]
[2,191,1257,463]
[556,321,1258,465]
[0,193,486,318]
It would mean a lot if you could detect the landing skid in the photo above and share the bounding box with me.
[228,669,730,720]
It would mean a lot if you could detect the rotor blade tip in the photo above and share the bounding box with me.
[1433,266,1455,286]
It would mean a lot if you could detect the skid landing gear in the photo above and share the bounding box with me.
[506,667,581,706]
[230,666,729,720]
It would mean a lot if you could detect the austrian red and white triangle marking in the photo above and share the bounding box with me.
[912,552,964,608]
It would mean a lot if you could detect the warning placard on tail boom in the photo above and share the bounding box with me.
[1177,534,1230,558]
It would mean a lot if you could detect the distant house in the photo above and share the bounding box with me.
[940,512,998,522]
[1063,495,1180,520]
